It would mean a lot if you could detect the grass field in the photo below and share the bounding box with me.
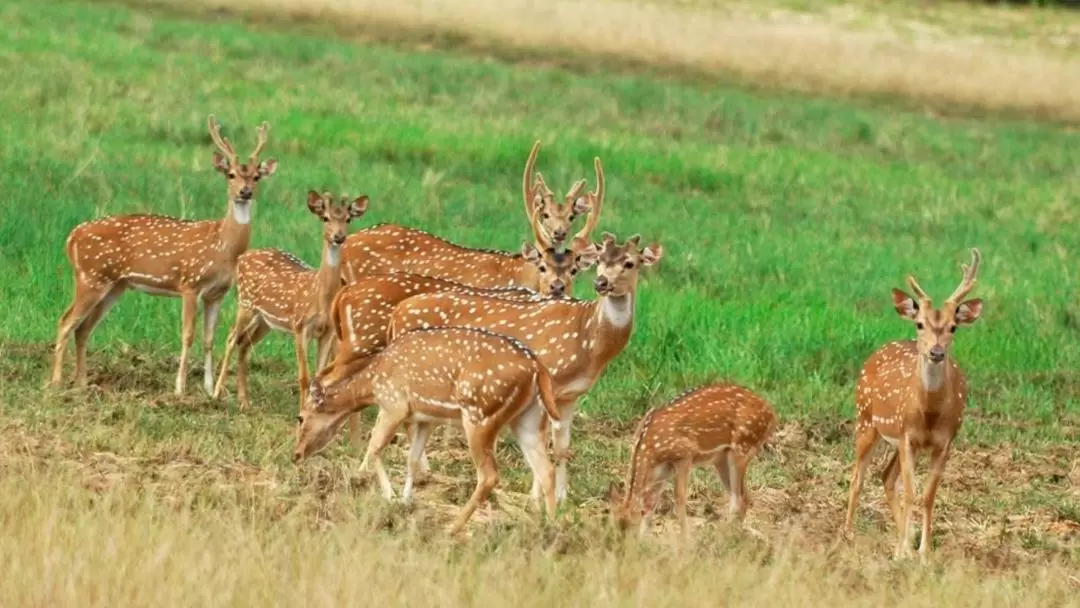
[1,0,1079,604]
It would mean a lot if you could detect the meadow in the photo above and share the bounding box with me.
[0,0,1079,604]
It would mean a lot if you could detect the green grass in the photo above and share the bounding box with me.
[0,0,1078,601]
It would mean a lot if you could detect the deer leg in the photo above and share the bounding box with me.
[235,321,270,411]
[551,400,577,504]
[175,291,199,396]
[673,457,692,539]
[843,429,880,538]
[360,408,407,501]
[293,325,312,414]
[405,420,433,481]
[403,421,433,503]
[200,296,224,396]
[212,306,257,401]
[896,436,918,559]
[72,283,124,388]
[449,421,500,536]
[728,452,749,523]
[881,448,903,532]
[918,441,952,563]
[314,332,334,374]
[49,281,110,388]
[511,403,556,517]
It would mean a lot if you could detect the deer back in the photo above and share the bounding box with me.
[65,215,241,296]
[236,248,317,329]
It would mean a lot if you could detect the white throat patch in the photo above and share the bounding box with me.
[232,202,252,225]
[602,294,634,329]
[326,245,340,268]
[922,360,946,392]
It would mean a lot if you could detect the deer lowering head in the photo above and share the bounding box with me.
[844,248,984,562]
[522,141,605,250]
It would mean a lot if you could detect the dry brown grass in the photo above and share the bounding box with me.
[139,0,1080,121]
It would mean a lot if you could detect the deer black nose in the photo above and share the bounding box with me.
[929,345,946,362]
[239,186,253,200]
[594,276,610,291]
[332,234,346,245]
[552,229,567,242]
[549,280,566,297]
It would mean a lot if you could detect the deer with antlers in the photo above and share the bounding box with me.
[48,115,277,395]
[293,327,563,535]
[388,232,663,504]
[338,142,605,292]
[844,248,984,561]
[607,383,777,538]
[212,191,368,412]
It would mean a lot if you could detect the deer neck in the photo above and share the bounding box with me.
[313,244,344,315]
[324,364,377,416]
[584,292,635,369]
[219,200,253,260]
[913,356,951,410]
[623,410,656,514]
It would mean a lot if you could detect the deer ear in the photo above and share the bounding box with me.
[574,239,601,268]
[640,242,663,266]
[892,288,919,321]
[955,298,983,325]
[212,152,230,174]
[258,158,278,177]
[306,191,326,216]
[571,197,591,216]
[520,242,541,263]
[348,195,369,219]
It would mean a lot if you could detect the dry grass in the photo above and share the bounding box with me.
[139,0,1080,121]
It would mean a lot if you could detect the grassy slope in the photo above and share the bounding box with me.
[0,0,1078,602]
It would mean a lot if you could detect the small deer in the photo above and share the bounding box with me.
[844,248,983,561]
[339,145,605,291]
[388,232,663,504]
[48,115,277,395]
[522,140,593,249]
[294,327,563,536]
[212,191,368,412]
[607,383,778,538]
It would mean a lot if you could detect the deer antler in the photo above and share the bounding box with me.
[905,275,931,305]
[946,248,981,305]
[207,114,238,165]
[529,200,554,250]
[573,157,605,242]
[522,140,543,222]
[563,179,587,206]
[248,121,270,165]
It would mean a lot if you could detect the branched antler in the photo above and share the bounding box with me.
[946,248,981,305]
[248,121,270,165]
[207,114,238,166]
[573,157,605,242]
[522,140,544,222]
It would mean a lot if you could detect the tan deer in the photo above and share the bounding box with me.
[522,140,593,249]
[844,248,983,562]
[607,383,778,538]
[388,232,663,504]
[293,327,563,535]
[48,115,277,395]
[212,191,368,412]
[338,146,605,291]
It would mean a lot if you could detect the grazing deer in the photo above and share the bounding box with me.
[607,383,777,538]
[48,115,277,395]
[293,327,563,535]
[844,248,983,561]
[388,232,663,504]
[212,191,368,412]
[338,146,605,291]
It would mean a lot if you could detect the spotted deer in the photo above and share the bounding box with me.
[212,191,368,412]
[389,232,663,504]
[844,248,983,561]
[293,327,563,535]
[338,146,605,291]
[48,115,277,395]
[607,383,777,538]
[522,140,593,249]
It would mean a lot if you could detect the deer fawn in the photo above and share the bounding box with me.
[607,383,777,538]
[389,232,663,504]
[844,248,983,561]
[294,327,563,535]
[212,191,368,412]
[339,143,605,292]
[48,115,277,395]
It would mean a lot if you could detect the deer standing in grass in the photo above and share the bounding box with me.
[844,248,983,562]
[338,141,605,291]
[388,232,663,504]
[212,191,368,412]
[607,383,777,538]
[293,327,563,536]
[48,115,277,395]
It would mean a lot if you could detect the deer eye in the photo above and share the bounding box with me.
[538,265,548,273]
[296,415,303,424]
[571,268,578,275]
[623,261,635,269]
[916,322,925,330]
[322,217,329,222]
[949,325,957,333]
[253,175,261,182]
[228,172,237,179]
[541,213,550,220]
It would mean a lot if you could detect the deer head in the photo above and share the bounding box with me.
[294,377,356,462]
[520,236,600,298]
[891,248,984,367]
[208,114,278,208]
[590,233,663,297]
[307,191,369,249]
[606,481,655,534]
[522,141,605,249]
